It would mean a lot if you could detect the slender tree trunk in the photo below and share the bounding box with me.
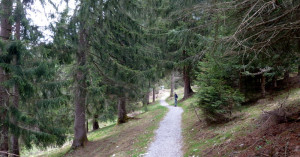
[152,87,155,103]
[261,75,266,98]
[238,72,243,91]
[147,81,150,104]
[170,71,175,97]
[72,28,88,148]
[93,115,99,130]
[142,92,148,111]
[11,1,22,155]
[117,97,127,124]
[0,0,13,156]
[147,92,150,104]
[283,70,290,86]
[272,75,277,88]
[86,120,88,133]
[11,56,20,157]
[297,32,300,76]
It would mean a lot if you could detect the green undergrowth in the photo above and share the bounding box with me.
[174,87,300,157]
[26,102,167,157]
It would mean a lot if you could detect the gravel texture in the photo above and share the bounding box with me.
[145,94,183,157]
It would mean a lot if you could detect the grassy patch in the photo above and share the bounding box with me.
[38,146,71,157]
[179,87,300,157]
[29,102,167,157]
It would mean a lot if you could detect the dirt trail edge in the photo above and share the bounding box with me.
[145,94,183,157]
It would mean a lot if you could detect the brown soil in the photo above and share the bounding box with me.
[65,106,165,157]
[66,126,140,157]
[203,108,300,157]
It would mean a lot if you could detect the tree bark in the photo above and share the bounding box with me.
[11,1,22,155]
[152,87,155,103]
[238,72,243,91]
[272,75,277,88]
[283,70,290,86]
[261,75,266,98]
[147,81,150,104]
[170,71,175,97]
[72,28,88,148]
[284,71,289,80]
[0,0,13,40]
[117,97,127,124]
[93,115,99,130]
[297,31,300,76]
[86,120,88,133]
[183,50,193,99]
[183,66,193,99]
[0,119,9,157]
[11,56,20,157]
[0,0,13,156]
[147,91,150,104]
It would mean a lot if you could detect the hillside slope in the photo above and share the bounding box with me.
[25,102,167,157]
[171,87,300,157]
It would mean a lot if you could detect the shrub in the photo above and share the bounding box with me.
[196,55,244,123]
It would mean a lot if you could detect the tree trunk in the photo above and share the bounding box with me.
[261,75,266,98]
[0,118,9,157]
[283,70,290,86]
[72,28,88,148]
[183,66,193,99]
[152,87,155,103]
[284,71,289,80]
[0,0,13,40]
[86,120,88,133]
[147,91,150,104]
[142,92,148,111]
[238,72,243,91]
[147,81,150,104]
[297,31,300,76]
[183,50,193,99]
[0,0,13,156]
[11,56,20,157]
[93,115,99,130]
[117,97,127,124]
[272,76,277,88]
[170,71,175,97]
[11,1,22,155]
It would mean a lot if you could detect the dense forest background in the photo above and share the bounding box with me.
[0,0,299,156]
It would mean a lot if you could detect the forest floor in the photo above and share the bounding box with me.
[27,82,300,157]
[28,90,169,157]
[169,85,300,157]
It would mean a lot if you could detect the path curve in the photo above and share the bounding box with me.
[145,94,183,157]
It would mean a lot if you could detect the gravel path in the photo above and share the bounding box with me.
[145,94,183,157]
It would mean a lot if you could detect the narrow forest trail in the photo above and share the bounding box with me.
[145,93,183,157]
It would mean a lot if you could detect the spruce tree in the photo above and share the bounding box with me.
[10,0,24,155]
[0,1,73,155]
[85,0,165,124]
[72,0,89,147]
[0,0,13,155]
